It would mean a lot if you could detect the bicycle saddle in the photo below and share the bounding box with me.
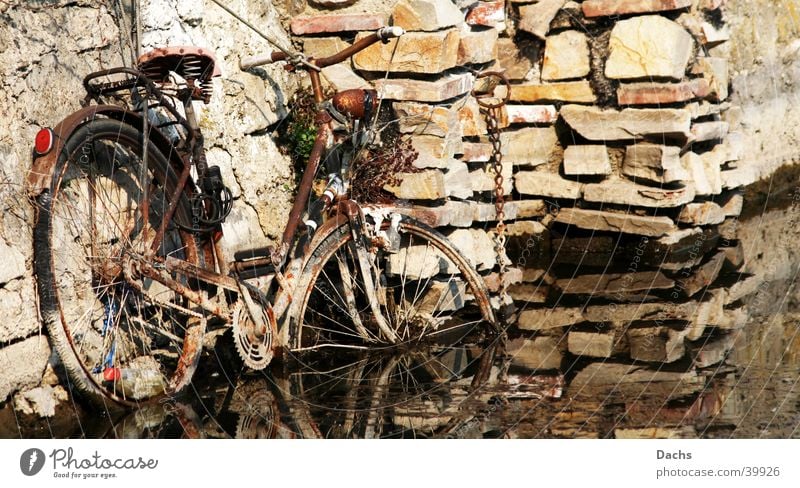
[137,46,222,103]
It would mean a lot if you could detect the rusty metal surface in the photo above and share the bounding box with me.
[137,261,229,319]
[150,155,192,253]
[27,105,186,197]
[314,32,381,69]
[332,89,378,120]
[169,316,207,395]
[137,46,220,103]
[277,119,331,265]
[164,255,240,292]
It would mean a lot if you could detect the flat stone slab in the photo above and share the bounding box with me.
[617,79,709,106]
[541,30,590,81]
[384,170,446,200]
[555,271,675,294]
[560,105,692,141]
[554,207,677,236]
[353,29,460,74]
[568,331,616,358]
[622,144,689,184]
[509,81,596,103]
[517,306,585,330]
[507,336,563,370]
[515,172,583,199]
[505,105,558,124]
[583,178,695,208]
[291,14,384,35]
[605,15,694,81]
[518,0,566,40]
[627,326,687,363]
[583,0,692,18]
[394,101,461,138]
[500,126,559,166]
[375,72,474,102]
[563,145,612,175]
[392,0,464,32]
[466,0,505,27]
[675,251,726,297]
[410,135,462,165]
[457,26,499,65]
[690,121,729,143]
[677,201,725,225]
[692,57,729,101]
[583,293,724,326]
[682,151,722,196]
[460,141,492,162]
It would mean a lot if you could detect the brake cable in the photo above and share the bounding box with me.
[209,0,320,72]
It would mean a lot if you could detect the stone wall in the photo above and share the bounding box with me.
[283,0,748,368]
[724,0,800,182]
[0,0,129,413]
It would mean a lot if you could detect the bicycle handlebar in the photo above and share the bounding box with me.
[239,51,287,70]
[239,26,405,71]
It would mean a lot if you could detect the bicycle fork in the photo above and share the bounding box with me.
[339,200,399,344]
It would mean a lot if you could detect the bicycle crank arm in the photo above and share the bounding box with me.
[168,316,207,395]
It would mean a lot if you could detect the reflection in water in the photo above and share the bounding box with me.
[54,313,794,439]
[3,312,798,439]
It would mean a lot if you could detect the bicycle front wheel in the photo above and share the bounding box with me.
[34,118,201,407]
[287,215,497,352]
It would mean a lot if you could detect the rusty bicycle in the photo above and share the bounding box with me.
[28,26,499,408]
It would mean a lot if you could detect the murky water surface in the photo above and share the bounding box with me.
[3,310,798,439]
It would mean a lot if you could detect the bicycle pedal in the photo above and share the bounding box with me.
[233,245,274,261]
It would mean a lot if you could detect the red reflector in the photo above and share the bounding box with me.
[34,128,54,155]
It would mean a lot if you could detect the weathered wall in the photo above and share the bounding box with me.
[0,1,130,412]
[724,0,800,182]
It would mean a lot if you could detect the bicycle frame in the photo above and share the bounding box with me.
[27,26,440,374]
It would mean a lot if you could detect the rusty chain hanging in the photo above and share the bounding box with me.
[472,71,511,299]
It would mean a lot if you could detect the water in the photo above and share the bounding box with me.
[3,309,798,439]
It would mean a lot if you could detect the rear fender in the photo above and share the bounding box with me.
[27,105,187,197]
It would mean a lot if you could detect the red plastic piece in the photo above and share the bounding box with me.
[34,128,54,155]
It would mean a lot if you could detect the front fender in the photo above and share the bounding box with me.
[27,105,186,196]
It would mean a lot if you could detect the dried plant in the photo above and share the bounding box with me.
[349,135,419,204]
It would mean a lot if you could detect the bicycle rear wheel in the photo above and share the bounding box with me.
[287,214,497,352]
[34,118,201,407]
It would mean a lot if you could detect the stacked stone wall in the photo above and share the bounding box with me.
[285,0,745,368]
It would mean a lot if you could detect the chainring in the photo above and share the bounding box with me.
[231,300,274,370]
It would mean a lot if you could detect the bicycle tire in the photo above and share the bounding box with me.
[34,118,201,408]
[286,214,498,352]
